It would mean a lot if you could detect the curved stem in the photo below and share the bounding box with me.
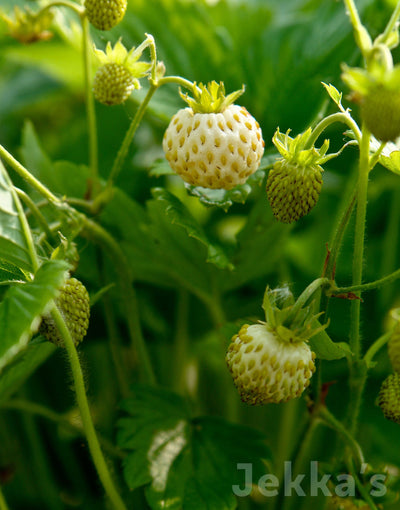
[81,15,99,198]
[0,144,60,205]
[306,112,361,148]
[157,76,197,91]
[287,277,331,322]
[40,0,84,16]
[364,331,392,366]
[334,267,400,294]
[81,218,156,385]
[50,306,127,510]
[0,488,10,510]
[319,407,365,469]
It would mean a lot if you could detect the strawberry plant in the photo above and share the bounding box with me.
[0,1,400,509]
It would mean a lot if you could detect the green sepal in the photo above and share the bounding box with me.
[179,81,245,113]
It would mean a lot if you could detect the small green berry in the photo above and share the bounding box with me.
[93,63,136,105]
[84,0,127,31]
[388,325,400,374]
[361,87,400,142]
[378,373,400,425]
[266,159,323,223]
[40,278,90,348]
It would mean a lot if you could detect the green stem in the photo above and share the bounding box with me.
[0,144,60,205]
[287,277,331,322]
[1,166,39,272]
[369,142,386,170]
[319,407,364,469]
[364,331,392,366]
[106,83,158,188]
[2,399,126,460]
[350,126,370,358]
[40,0,84,15]
[82,218,156,384]
[16,188,56,243]
[157,76,198,90]
[81,15,99,198]
[347,125,371,434]
[380,0,400,44]
[343,0,372,55]
[0,488,10,510]
[334,267,400,294]
[50,306,127,510]
[306,112,361,148]
[347,457,379,510]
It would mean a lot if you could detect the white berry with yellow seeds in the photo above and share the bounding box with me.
[162,82,264,190]
[226,323,316,405]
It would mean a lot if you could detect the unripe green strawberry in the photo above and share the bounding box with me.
[266,159,323,223]
[378,373,400,424]
[361,87,400,142]
[226,323,316,405]
[40,278,90,348]
[388,325,400,373]
[84,0,127,31]
[93,63,135,105]
[162,82,264,190]
[92,39,152,106]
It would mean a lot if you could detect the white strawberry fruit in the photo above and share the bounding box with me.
[226,286,323,406]
[162,82,264,190]
[226,323,316,405]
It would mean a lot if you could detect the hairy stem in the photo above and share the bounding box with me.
[334,267,400,294]
[0,144,60,205]
[106,83,158,188]
[51,306,127,510]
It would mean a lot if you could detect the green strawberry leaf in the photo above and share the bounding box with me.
[151,188,232,270]
[149,158,175,177]
[0,259,28,285]
[308,321,352,360]
[0,259,68,374]
[20,121,90,198]
[379,149,400,176]
[185,168,267,212]
[101,187,232,296]
[118,385,271,510]
[322,82,344,111]
[0,161,34,272]
[0,338,56,404]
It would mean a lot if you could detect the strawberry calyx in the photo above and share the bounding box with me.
[93,37,152,89]
[262,285,327,345]
[179,81,245,114]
